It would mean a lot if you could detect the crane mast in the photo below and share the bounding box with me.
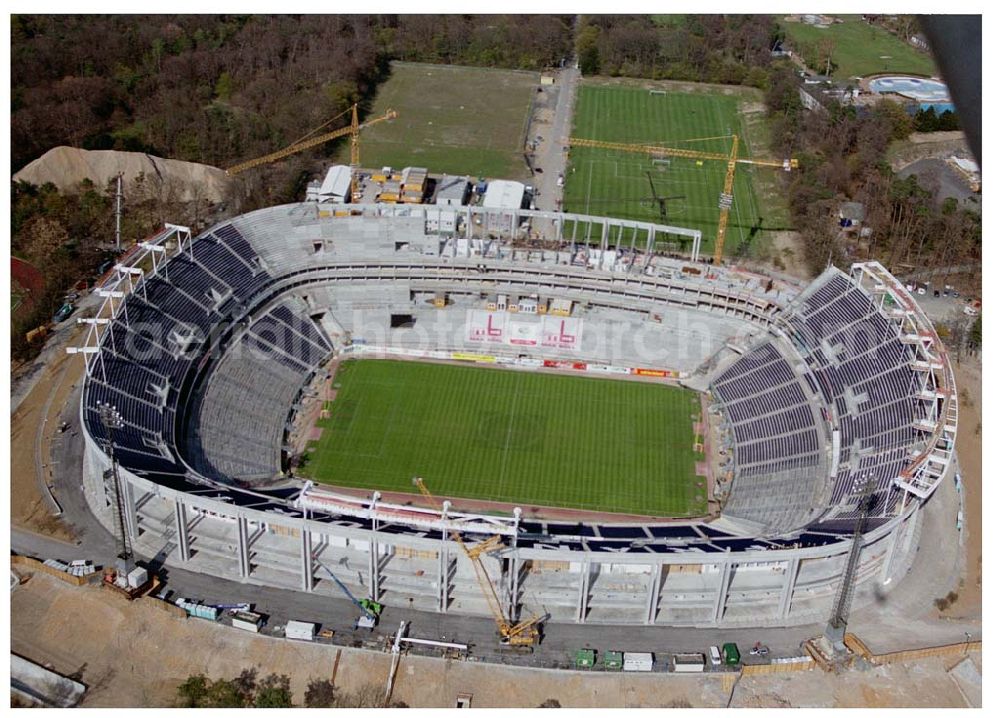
[568,134,797,266]
[412,478,542,647]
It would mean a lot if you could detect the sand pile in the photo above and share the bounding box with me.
[14,146,233,203]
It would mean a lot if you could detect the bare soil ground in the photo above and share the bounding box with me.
[13,146,232,203]
[10,346,86,542]
[732,654,980,708]
[10,569,980,708]
[941,358,981,619]
[887,131,975,171]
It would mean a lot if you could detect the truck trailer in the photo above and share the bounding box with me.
[671,653,706,673]
[622,652,654,672]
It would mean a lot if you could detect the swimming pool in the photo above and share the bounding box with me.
[869,75,951,104]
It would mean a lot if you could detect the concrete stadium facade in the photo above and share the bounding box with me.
[74,203,956,628]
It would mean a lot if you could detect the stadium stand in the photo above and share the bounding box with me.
[186,299,333,480]
[710,266,927,533]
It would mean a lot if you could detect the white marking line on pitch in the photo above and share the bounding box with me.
[496,373,523,498]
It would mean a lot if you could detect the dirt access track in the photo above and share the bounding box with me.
[10,342,86,542]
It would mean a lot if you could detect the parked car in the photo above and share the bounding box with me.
[709,645,722,666]
[52,303,74,323]
[749,642,769,657]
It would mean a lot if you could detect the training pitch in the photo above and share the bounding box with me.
[346,62,537,181]
[302,359,706,517]
[564,83,763,258]
[778,15,937,79]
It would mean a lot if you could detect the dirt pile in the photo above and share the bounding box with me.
[13,146,233,203]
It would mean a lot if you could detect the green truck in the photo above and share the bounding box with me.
[722,642,741,666]
[574,648,597,669]
[603,651,624,671]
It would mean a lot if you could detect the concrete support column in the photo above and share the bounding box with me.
[301,528,314,592]
[576,561,591,623]
[369,541,379,601]
[645,564,662,625]
[899,509,919,556]
[879,521,903,584]
[438,545,449,613]
[556,217,563,243]
[779,557,800,619]
[236,516,250,579]
[600,220,609,253]
[174,499,190,562]
[369,492,381,601]
[646,226,655,256]
[691,232,702,262]
[121,480,138,541]
[506,554,520,620]
[714,561,732,624]
[465,206,472,240]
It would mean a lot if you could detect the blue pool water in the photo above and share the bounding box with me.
[869,75,951,104]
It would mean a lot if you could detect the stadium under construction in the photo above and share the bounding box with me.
[72,201,957,629]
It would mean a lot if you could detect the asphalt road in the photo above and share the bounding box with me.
[11,521,819,667]
[532,65,579,213]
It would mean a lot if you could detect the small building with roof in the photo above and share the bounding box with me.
[435,175,471,207]
[306,165,352,204]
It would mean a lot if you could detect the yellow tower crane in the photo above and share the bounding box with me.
[225,103,398,202]
[568,135,798,265]
[412,478,543,648]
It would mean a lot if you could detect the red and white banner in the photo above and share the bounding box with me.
[466,310,507,344]
[541,316,581,351]
[543,359,587,371]
[508,318,540,346]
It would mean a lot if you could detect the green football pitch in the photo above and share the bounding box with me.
[564,83,765,258]
[301,359,706,517]
[777,15,937,80]
[341,62,537,181]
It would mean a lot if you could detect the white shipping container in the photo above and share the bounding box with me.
[232,612,262,633]
[623,652,654,672]
[672,653,706,673]
[285,620,317,641]
[126,566,149,589]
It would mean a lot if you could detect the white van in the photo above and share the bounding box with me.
[709,646,722,666]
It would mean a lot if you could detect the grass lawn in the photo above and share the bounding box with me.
[778,15,938,79]
[344,61,537,181]
[564,83,768,257]
[301,359,705,517]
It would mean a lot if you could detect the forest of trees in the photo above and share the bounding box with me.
[11,15,573,178]
[912,106,962,133]
[175,670,407,708]
[10,175,187,361]
[763,63,980,276]
[575,15,780,88]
